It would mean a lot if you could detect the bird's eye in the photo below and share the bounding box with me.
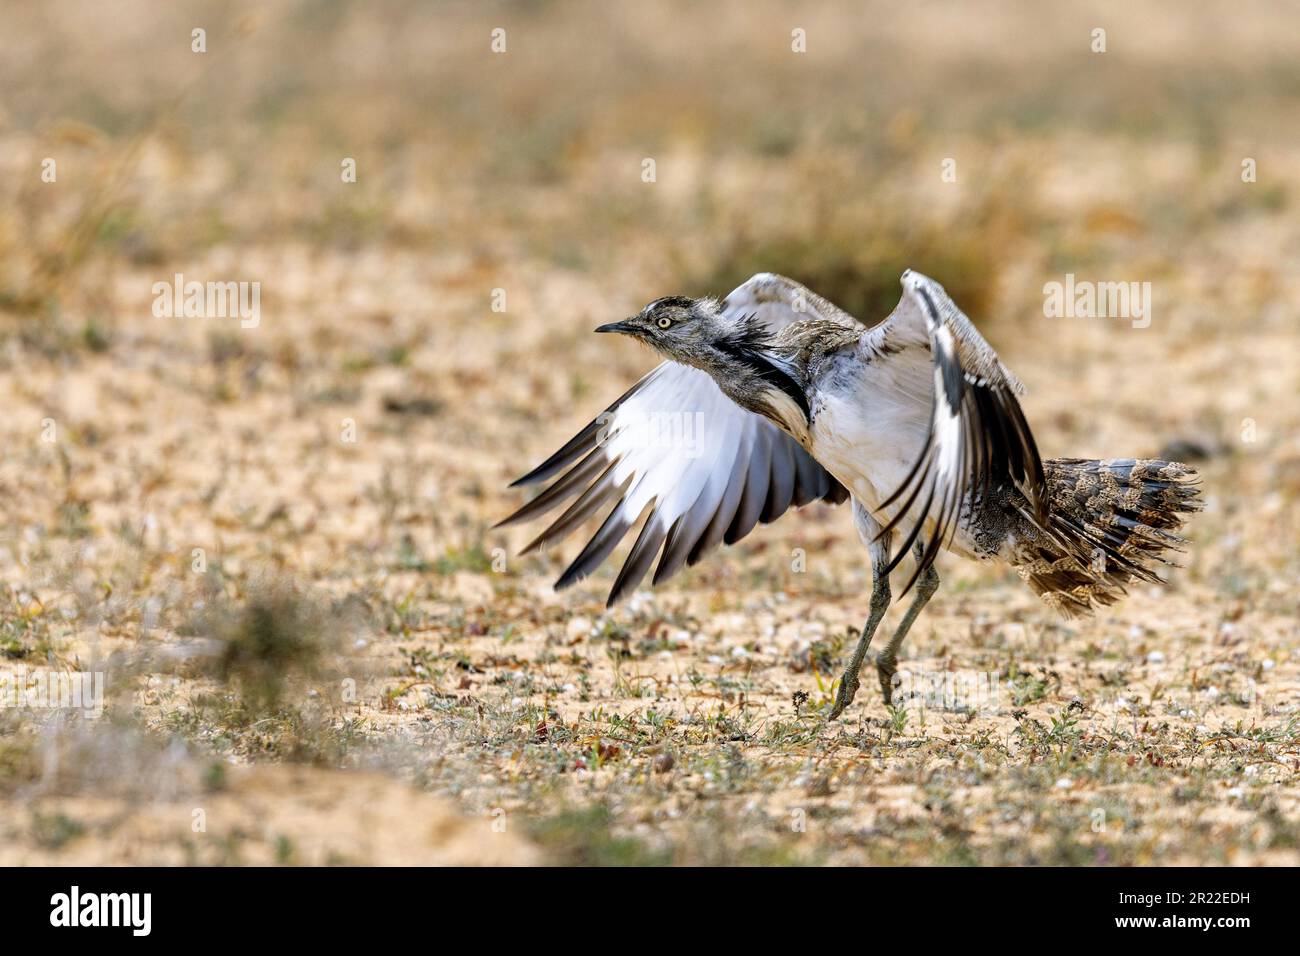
[656,317,672,329]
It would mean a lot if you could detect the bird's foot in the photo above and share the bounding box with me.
[827,668,860,720]
[876,653,898,706]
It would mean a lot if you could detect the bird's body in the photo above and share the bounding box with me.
[500,271,1201,716]
[798,328,959,555]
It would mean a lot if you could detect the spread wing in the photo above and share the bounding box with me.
[497,274,848,607]
[865,270,1047,590]
[719,271,864,330]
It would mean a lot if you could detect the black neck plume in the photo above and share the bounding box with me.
[715,317,810,422]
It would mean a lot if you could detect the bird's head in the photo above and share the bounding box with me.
[595,295,728,365]
[596,292,810,434]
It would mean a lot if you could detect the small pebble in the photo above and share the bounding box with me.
[565,616,592,640]
[804,775,833,797]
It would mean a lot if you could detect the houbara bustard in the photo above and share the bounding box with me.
[499,271,1201,718]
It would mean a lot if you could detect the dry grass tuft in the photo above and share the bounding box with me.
[194,580,334,713]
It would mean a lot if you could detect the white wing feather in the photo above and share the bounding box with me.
[865,270,1046,589]
[498,275,848,606]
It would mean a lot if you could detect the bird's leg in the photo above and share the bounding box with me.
[828,504,892,720]
[876,543,940,705]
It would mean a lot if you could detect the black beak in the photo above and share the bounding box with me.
[594,319,638,335]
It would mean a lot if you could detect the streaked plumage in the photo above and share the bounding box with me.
[498,283,848,607]
[499,271,1202,717]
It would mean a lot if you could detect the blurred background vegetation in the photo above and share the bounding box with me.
[2,0,1296,332]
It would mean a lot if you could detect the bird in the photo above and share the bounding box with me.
[497,271,1202,718]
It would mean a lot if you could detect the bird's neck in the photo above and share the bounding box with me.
[706,338,812,441]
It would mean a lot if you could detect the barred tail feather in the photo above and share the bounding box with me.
[1011,458,1203,616]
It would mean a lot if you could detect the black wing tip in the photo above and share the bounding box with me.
[538,571,630,609]
[492,511,521,530]
[552,567,586,593]
[509,453,575,488]
[604,584,629,609]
